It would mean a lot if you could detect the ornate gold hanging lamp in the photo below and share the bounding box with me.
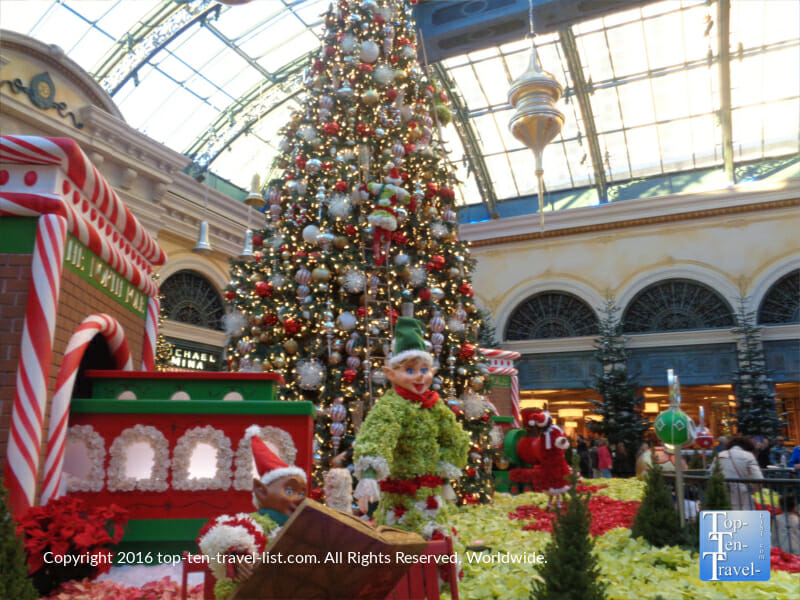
[508,0,564,230]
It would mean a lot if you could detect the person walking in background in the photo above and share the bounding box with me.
[576,435,592,478]
[597,438,613,478]
[590,439,600,478]
[772,495,800,555]
[754,436,770,470]
[769,436,792,467]
[709,436,764,510]
[612,442,634,478]
[635,441,653,478]
[714,436,728,454]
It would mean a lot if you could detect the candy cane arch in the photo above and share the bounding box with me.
[40,314,133,503]
[141,296,160,371]
[4,214,68,513]
[480,348,522,427]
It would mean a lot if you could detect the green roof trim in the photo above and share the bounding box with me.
[71,398,315,416]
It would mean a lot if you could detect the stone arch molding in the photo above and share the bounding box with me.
[616,265,740,316]
[156,255,228,294]
[495,278,605,342]
[749,256,800,315]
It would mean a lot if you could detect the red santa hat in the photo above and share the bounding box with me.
[247,426,306,486]
[520,408,549,428]
[385,167,403,185]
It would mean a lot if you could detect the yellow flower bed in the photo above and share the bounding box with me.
[445,479,797,600]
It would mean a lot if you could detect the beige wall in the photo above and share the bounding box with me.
[461,179,800,353]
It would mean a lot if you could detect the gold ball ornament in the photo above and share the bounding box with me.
[284,339,299,354]
[329,351,342,365]
[334,235,348,249]
[259,332,271,344]
[261,360,273,372]
[470,376,484,391]
[251,326,262,336]
[311,267,331,282]
[424,206,438,219]
[272,356,286,369]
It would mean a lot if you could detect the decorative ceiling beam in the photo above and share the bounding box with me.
[433,63,499,219]
[558,27,608,203]
[717,0,735,185]
[184,52,312,171]
[202,21,277,83]
[414,0,661,63]
[94,0,220,96]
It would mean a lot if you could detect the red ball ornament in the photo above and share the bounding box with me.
[342,369,357,383]
[439,186,455,200]
[324,45,336,57]
[458,283,474,297]
[225,290,236,300]
[408,121,418,130]
[418,288,432,301]
[263,314,278,326]
[389,55,399,65]
[255,281,273,297]
[345,224,357,236]
[432,255,446,269]
[695,430,714,449]
[385,89,398,101]
[334,181,348,192]
[459,343,475,360]
[252,234,263,247]
[374,14,384,24]
[295,156,307,169]
[283,318,301,335]
[323,122,340,135]
[404,143,416,155]
[359,63,373,72]
[391,231,407,245]
[385,307,399,324]
[482,414,490,422]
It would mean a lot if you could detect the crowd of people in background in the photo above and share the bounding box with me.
[570,431,800,554]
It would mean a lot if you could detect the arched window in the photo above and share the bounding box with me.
[758,269,799,325]
[504,292,599,341]
[622,279,734,333]
[160,270,224,331]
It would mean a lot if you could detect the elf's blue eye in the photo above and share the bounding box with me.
[285,488,294,495]
[420,368,429,375]
[406,368,415,375]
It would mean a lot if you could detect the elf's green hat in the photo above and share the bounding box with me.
[388,317,433,367]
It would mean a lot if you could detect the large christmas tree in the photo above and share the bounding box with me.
[731,296,784,441]
[223,0,491,489]
[588,299,650,456]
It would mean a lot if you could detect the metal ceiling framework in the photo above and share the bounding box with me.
[7,0,796,212]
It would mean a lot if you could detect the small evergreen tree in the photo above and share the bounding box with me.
[702,459,732,511]
[531,458,606,600]
[588,298,650,458]
[631,464,684,547]
[0,479,37,600]
[731,297,785,441]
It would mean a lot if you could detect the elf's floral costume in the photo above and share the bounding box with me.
[353,317,470,538]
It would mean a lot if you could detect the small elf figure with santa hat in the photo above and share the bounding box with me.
[197,428,307,599]
[363,167,412,265]
[516,408,572,511]
[353,317,469,538]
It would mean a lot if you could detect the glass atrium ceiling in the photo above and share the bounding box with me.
[2,0,798,218]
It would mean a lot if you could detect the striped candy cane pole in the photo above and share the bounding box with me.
[40,314,132,503]
[511,373,520,428]
[4,214,67,515]
[141,296,160,371]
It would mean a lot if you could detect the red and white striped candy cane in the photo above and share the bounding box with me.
[4,214,67,516]
[511,374,521,428]
[40,314,132,504]
[141,296,160,371]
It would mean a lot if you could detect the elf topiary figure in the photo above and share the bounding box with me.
[363,167,412,265]
[353,317,470,538]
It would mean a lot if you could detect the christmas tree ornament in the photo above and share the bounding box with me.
[302,225,320,244]
[360,40,380,63]
[296,359,326,389]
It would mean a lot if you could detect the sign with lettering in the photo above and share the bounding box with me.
[167,342,221,372]
[63,236,147,318]
[700,510,770,581]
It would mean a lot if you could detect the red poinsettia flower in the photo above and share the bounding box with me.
[342,369,357,383]
[393,506,408,519]
[391,231,407,245]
